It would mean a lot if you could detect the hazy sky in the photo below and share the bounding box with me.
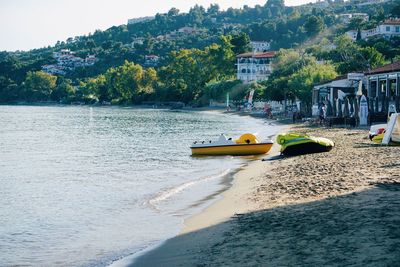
[0,0,316,51]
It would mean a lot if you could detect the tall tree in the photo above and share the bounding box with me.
[24,71,57,101]
[304,15,325,36]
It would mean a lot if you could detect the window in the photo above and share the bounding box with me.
[386,26,390,32]
[396,26,400,33]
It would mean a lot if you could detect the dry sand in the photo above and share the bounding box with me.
[132,126,400,267]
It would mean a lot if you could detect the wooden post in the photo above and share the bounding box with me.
[396,74,400,111]
[385,76,390,112]
[337,99,343,118]
[376,77,380,112]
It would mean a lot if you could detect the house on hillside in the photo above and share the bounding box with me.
[250,41,271,52]
[178,27,199,35]
[131,37,145,48]
[312,0,330,9]
[377,19,400,38]
[346,19,400,41]
[357,0,389,6]
[337,13,369,24]
[42,49,97,75]
[144,55,159,67]
[42,65,66,75]
[236,51,276,83]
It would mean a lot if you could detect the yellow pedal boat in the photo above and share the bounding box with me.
[191,133,273,156]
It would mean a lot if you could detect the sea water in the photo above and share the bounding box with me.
[0,106,285,266]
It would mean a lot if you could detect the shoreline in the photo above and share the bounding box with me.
[130,125,400,266]
[181,141,283,235]
[108,110,286,267]
[129,122,289,267]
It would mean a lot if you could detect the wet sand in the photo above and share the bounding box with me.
[132,126,400,266]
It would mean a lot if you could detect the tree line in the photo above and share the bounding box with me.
[0,0,399,110]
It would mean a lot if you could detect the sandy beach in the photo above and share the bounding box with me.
[132,125,400,266]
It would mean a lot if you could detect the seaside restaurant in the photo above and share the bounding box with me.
[365,61,400,114]
[312,73,365,117]
[312,62,400,123]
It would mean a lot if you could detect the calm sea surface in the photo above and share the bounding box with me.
[0,106,284,266]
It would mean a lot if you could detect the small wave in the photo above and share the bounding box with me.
[148,169,232,210]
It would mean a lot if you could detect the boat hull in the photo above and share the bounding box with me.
[191,143,273,156]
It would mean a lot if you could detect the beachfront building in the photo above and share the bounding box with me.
[312,62,400,122]
[250,41,271,52]
[365,61,400,114]
[312,73,365,117]
[346,19,400,41]
[236,51,276,83]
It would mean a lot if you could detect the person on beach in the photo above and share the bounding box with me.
[319,103,326,126]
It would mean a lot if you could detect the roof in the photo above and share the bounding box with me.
[365,61,400,75]
[382,19,400,25]
[314,78,357,89]
[237,51,276,58]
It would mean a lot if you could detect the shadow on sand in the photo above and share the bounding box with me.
[132,182,400,267]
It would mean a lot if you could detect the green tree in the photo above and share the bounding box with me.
[52,78,76,102]
[288,62,337,110]
[391,3,400,17]
[230,33,251,55]
[167,7,180,17]
[24,71,57,101]
[103,61,157,104]
[0,76,19,102]
[332,35,386,73]
[304,15,325,36]
[207,4,220,15]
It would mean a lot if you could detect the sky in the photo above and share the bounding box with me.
[0,0,316,52]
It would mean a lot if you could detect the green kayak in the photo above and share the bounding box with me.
[277,132,334,156]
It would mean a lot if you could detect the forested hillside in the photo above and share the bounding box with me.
[0,0,399,107]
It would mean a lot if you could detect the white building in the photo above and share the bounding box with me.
[313,0,330,9]
[357,0,389,6]
[236,52,276,83]
[250,41,271,52]
[43,49,97,75]
[42,65,66,75]
[85,55,98,66]
[131,37,145,48]
[377,20,400,38]
[337,13,369,24]
[178,27,199,35]
[346,19,400,41]
[144,55,160,67]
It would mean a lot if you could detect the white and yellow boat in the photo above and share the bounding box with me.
[190,133,273,156]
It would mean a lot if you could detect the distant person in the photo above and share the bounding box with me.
[319,104,326,126]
